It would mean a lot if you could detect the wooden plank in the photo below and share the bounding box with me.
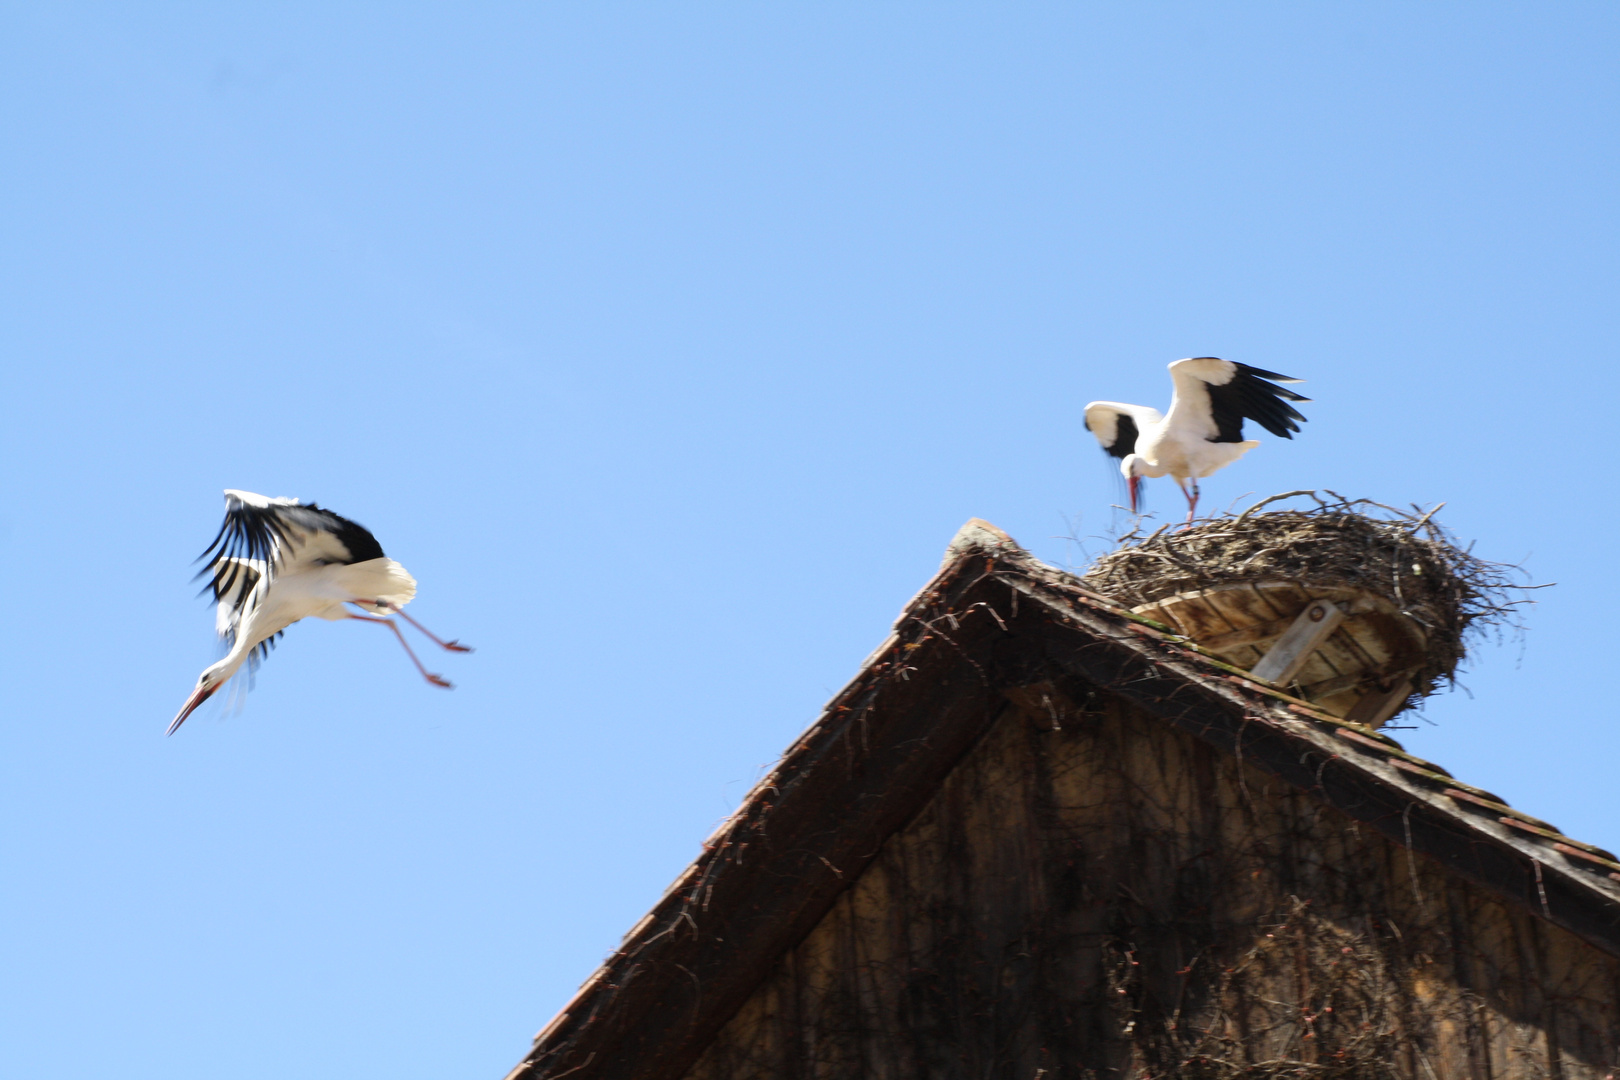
[1249,598,1346,685]
[1186,611,1297,652]
[1298,664,1412,701]
[1342,675,1413,727]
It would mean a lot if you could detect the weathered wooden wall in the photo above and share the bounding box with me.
[682,692,1620,1080]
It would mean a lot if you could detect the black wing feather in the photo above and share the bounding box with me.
[194,497,387,647]
[1203,361,1311,443]
[1086,410,1140,459]
[197,500,386,581]
[319,511,385,563]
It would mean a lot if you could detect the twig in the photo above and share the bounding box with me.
[1235,490,1317,525]
[1404,502,1447,533]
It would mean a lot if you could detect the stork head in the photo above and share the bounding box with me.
[167,661,231,736]
[1120,454,1145,513]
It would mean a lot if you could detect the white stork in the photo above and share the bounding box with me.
[169,490,471,735]
[1085,358,1310,522]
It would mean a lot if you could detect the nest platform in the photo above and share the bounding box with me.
[1082,492,1519,724]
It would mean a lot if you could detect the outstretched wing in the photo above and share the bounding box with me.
[1084,402,1163,459]
[209,557,264,638]
[1166,358,1310,443]
[196,490,387,640]
[205,556,283,661]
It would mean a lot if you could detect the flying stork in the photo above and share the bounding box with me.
[169,490,471,735]
[1084,357,1310,522]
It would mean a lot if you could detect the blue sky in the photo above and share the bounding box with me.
[2,4,1616,1078]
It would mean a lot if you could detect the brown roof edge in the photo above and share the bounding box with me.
[506,521,1620,1080]
[507,521,1028,1080]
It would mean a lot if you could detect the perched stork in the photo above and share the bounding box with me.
[1085,358,1310,522]
[169,490,471,735]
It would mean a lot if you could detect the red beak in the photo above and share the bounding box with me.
[167,684,218,736]
[1127,474,1141,513]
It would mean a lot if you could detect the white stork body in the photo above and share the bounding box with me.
[1085,358,1310,521]
[169,490,469,735]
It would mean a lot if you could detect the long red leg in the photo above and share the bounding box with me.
[350,602,472,652]
[392,607,473,652]
[348,614,453,688]
[1172,477,1200,527]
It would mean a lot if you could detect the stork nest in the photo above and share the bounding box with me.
[1081,491,1527,697]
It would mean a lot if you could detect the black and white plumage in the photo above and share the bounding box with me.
[1085,358,1310,521]
[169,490,470,735]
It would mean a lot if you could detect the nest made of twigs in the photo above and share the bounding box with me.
[1082,491,1526,698]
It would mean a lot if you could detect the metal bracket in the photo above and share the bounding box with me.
[1249,599,1347,686]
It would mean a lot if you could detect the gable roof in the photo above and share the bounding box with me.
[506,520,1620,1080]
